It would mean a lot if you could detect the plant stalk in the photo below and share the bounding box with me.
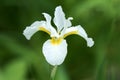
[50,66,58,80]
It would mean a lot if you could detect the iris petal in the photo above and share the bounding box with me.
[63,25,94,47]
[42,13,59,38]
[42,39,67,66]
[53,6,66,32]
[77,25,94,47]
[23,21,46,40]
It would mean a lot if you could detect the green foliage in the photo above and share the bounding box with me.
[0,59,26,80]
[0,0,120,80]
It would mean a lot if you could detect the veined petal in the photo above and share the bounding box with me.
[42,39,67,66]
[23,21,47,40]
[53,6,66,32]
[63,25,94,47]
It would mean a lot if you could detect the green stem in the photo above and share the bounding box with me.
[50,66,58,80]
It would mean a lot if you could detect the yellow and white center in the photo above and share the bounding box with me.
[51,37,63,45]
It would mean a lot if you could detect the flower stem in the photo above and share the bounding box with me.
[50,66,58,80]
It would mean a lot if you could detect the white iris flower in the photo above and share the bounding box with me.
[23,6,94,66]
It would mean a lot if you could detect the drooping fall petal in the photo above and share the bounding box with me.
[42,39,67,66]
[23,21,46,40]
[63,25,94,47]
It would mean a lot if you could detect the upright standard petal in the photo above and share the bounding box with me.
[23,21,46,40]
[60,17,73,37]
[63,25,94,47]
[65,17,73,27]
[42,13,51,25]
[53,6,66,32]
[43,13,59,38]
[42,39,67,66]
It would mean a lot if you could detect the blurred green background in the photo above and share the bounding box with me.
[0,0,120,80]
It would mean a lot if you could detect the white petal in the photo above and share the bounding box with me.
[64,26,78,34]
[59,17,73,37]
[23,21,46,40]
[65,17,73,27]
[43,13,59,38]
[42,39,67,66]
[86,38,94,47]
[42,13,51,25]
[53,6,66,32]
[63,25,94,47]
[76,25,94,47]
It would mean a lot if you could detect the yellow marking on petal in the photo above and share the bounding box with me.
[63,31,78,38]
[39,27,50,35]
[51,37,63,45]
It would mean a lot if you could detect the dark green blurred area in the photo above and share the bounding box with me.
[0,0,120,80]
